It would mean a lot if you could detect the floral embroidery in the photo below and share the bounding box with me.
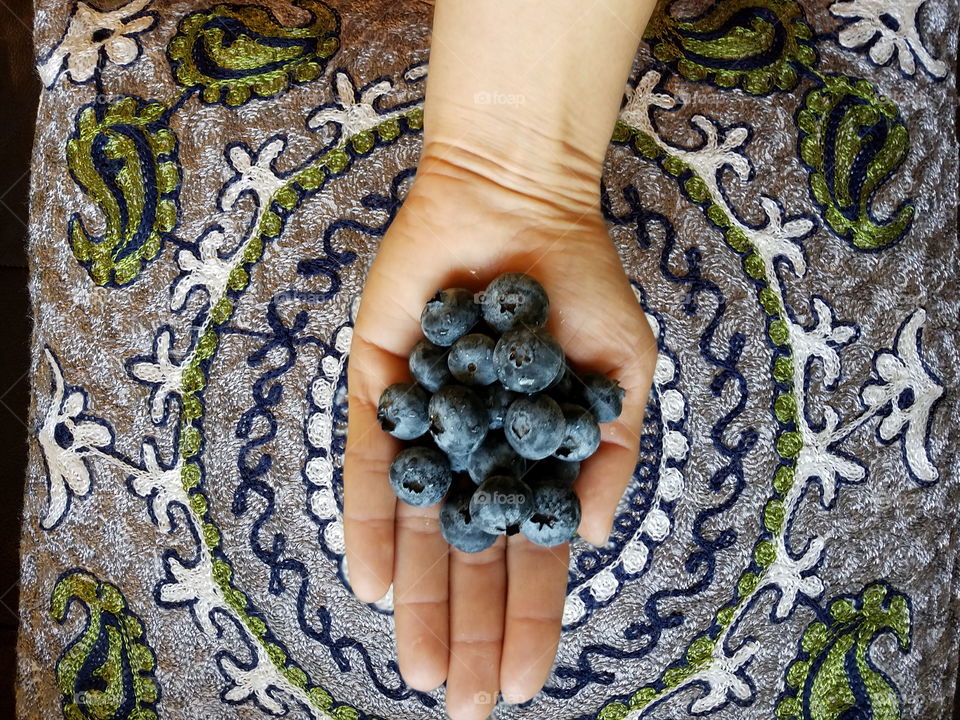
[52,570,161,720]
[37,0,157,88]
[831,0,948,77]
[37,347,113,530]
[777,583,911,720]
[31,0,952,718]
[860,309,943,483]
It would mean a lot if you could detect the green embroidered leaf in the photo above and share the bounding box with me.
[777,583,911,720]
[644,0,816,94]
[52,570,160,720]
[67,97,180,286]
[797,74,914,250]
[168,0,339,106]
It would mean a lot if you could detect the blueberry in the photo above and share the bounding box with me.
[581,372,626,423]
[428,385,487,455]
[554,403,601,461]
[447,451,470,473]
[520,481,581,547]
[467,431,525,485]
[447,333,497,386]
[481,273,549,332]
[377,382,430,439]
[389,446,452,507]
[420,288,479,346]
[481,385,517,430]
[409,339,452,392]
[493,327,564,393]
[504,394,565,460]
[548,364,575,398]
[470,475,534,534]
[528,457,580,486]
[440,480,500,553]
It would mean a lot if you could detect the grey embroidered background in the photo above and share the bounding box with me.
[16,0,960,718]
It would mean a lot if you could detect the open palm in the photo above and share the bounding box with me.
[343,165,656,719]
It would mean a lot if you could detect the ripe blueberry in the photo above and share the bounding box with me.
[466,431,525,485]
[470,475,534,535]
[428,385,487,455]
[581,372,626,423]
[493,327,564,393]
[409,339,452,392]
[447,451,470,473]
[440,480,500,553]
[447,333,497,386]
[480,273,549,332]
[420,288,479,346]
[548,364,575,398]
[554,403,601,461]
[481,384,517,430]
[504,394,565,460]
[520,481,581,547]
[389,446,452,507]
[376,382,429,440]
[528,457,581,486]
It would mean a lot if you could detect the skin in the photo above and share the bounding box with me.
[344,0,659,717]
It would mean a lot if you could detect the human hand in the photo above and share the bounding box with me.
[343,146,657,719]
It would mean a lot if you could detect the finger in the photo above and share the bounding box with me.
[500,535,569,704]
[343,334,408,602]
[573,420,643,546]
[574,346,656,546]
[446,539,507,720]
[393,501,450,692]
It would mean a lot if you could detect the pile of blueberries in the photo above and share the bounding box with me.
[376,273,624,552]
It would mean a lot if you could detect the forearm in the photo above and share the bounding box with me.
[421,0,658,204]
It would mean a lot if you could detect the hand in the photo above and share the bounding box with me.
[343,148,656,719]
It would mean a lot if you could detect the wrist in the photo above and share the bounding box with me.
[419,114,603,219]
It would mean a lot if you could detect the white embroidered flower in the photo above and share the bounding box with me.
[307,411,333,449]
[158,552,222,635]
[589,569,619,602]
[620,70,677,130]
[129,327,184,425]
[171,228,235,311]
[309,487,337,520]
[658,467,684,502]
[860,308,942,482]
[641,506,670,543]
[690,641,757,712]
[831,0,947,77]
[324,520,345,554]
[308,70,397,136]
[305,456,334,487]
[796,407,867,507]
[334,324,353,354]
[562,593,586,625]
[751,197,814,278]
[620,539,649,574]
[127,440,187,534]
[311,377,335,407]
[793,297,858,390]
[37,0,156,88]
[685,116,752,182]
[762,537,825,619]
[660,388,685,423]
[662,430,689,461]
[220,137,287,211]
[219,650,288,715]
[37,347,113,529]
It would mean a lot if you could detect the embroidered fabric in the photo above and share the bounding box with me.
[17,0,959,718]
